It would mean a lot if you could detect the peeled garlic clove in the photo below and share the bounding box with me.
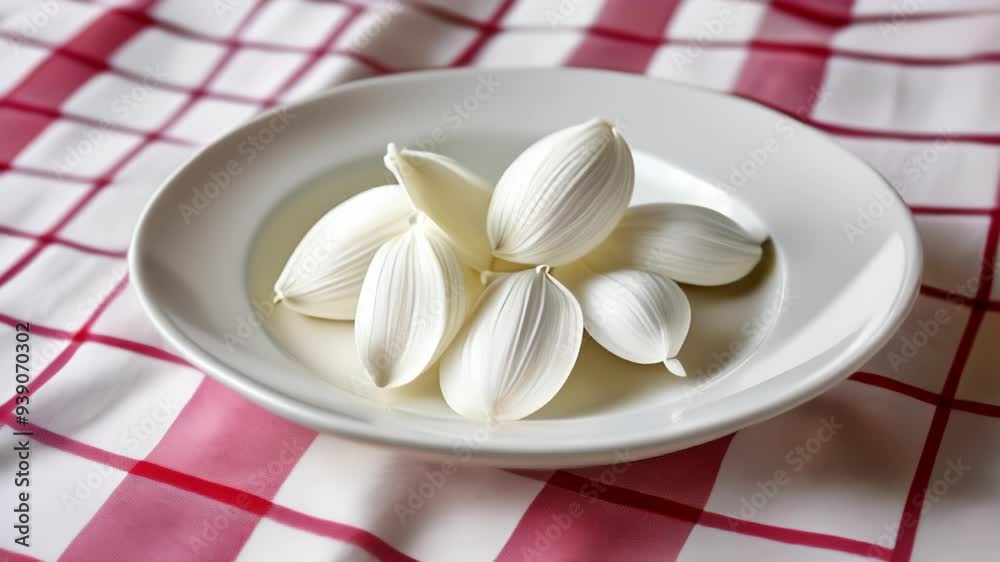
[274,185,414,319]
[569,267,691,377]
[440,266,583,421]
[384,144,493,271]
[487,118,634,266]
[586,204,763,286]
[355,217,466,388]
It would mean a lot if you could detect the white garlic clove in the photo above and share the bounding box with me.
[585,204,763,286]
[274,185,414,319]
[487,118,634,266]
[565,266,691,377]
[355,216,467,388]
[440,266,583,421]
[384,144,494,271]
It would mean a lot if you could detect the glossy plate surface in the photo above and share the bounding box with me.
[130,68,921,468]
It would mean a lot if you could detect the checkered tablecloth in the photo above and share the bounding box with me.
[1,0,999,560]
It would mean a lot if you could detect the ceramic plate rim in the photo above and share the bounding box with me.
[129,68,923,467]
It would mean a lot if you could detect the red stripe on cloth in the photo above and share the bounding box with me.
[732,49,830,118]
[732,1,847,117]
[262,6,366,107]
[451,0,518,66]
[501,466,887,559]
[591,0,683,39]
[4,9,149,108]
[499,438,731,561]
[145,378,317,494]
[890,184,1000,561]
[63,378,317,556]
[0,548,42,562]
[0,109,50,163]
[566,0,680,73]
[849,372,943,407]
[496,476,697,561]
[698,511,890,559]
[20,420,416,562]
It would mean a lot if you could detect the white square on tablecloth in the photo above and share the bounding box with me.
[89,284,172,351]
[271,434,545,562]
[30,344,202,458]
[502,0,603,27]
[166,98,259,144]
[666,0,767,41]
[63,73,189,131]
[703,382,934,545]
[0,245,125,331]
[861,295,971,393]
[474,31,585,67]
[678,524,855,562]
[0,0,103,44]
[909,410,1000,562]
[61,179,160,251]
[242,1,351,48]
[14,120,143,177]
[813,59,1000,134]
[0,43,49,95]
[646,45,748,92]
[833,14,1000,60]
[209,48,307,99]
[0,234,33,269]
[915,215,991,295]
[280,54,375,103]
[111,28,227,89]
[336,7,479,69]
[835,137,1000,210]
[152,0,259,38]
[956,311,1000,406]
[0,172,84,234]
[237,518,380,562]
[114,140,196,182]
[0,429,128,561]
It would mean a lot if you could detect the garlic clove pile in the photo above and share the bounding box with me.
[274,185,414,319]
[384,144,494,271]
[440,266,583,421]
[355,215,467,388]
[586,203,763,286]
[487,118,634,267]
[562,265,691,376]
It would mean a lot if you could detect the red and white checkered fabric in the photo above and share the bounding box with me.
[1,0,999,560]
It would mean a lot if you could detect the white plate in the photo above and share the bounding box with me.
[130,68,921,468]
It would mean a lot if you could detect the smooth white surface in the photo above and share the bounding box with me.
[130,68,922,468]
